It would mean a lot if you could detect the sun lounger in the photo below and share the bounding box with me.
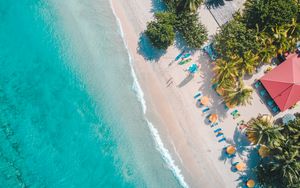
[179,58,192,65]
[211,122,218,127]
[254,81,261,88]
[231,109,238,115]
[214,128,222,133]
[194,92,202,99]
[260,90,267,97]
[216,132,224,137]
[267,100,275,107]
[272,106,279,113]
[218,137,226,142]
[202,107,210,113]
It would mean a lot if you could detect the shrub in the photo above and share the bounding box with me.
[145,12,176,50]
[176,12,208,48]
[244,0,298,32]
[214,19,259,60]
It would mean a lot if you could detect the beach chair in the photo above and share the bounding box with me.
[211,122,218,127]
[272,106,279,113]
[214,128,222,133]
[231,109,238,116]
[216,132,224,137]
[202,107,210,113]
[194,92,202,99]
[218,137,226,142]
[260,90,267,97]
[254,81,261,88]
[267,100,275,107]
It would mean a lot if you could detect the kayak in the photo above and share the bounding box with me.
[175,50,185,61]
[179,58,192,65]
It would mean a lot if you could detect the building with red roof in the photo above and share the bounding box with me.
[260,54,300,111]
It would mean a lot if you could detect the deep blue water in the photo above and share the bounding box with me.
[0,0,182,187]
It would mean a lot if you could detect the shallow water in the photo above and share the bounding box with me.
[0,0,182,187]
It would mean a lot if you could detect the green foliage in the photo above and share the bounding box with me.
[176,12,208,48]
[214,19,259,60]
[244,0,298,33]
[182,0,203,12]
[145,2,208,50]
[246,116,283,147]
[145,12,176,50]
[223,79,253,106]
[254,116,300,187]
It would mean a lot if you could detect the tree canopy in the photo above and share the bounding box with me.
[243,0,298,33]
[145,12,176,50]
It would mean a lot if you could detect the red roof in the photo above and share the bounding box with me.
[260,54,300,111]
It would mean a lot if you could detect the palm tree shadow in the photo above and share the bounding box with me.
[150,0,167,13]
[205,0,225,9]
[137,32,167,61]
[177,73,194,88]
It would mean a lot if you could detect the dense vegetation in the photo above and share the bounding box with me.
[246,115,300,187]
[213,0,300,106]
[145,12,176,50]
[145,0,207,49]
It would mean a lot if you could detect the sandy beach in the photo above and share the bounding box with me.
[110,0,298,187]
[110,0,238,187]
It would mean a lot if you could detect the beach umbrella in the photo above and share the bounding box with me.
[258,145,270,158]
[216,87,224,96]
[282,113,296,125]
[236,162,246,171]
[200,96,209,106]
[246,179,255,188]
[226,145,236,155]
[209,114,218,123]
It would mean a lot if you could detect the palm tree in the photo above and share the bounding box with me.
[183,0,203,12]
[239,50,259,75]
[270,147,300,187]
[212,59,238,88]
[256,32,276,63]
[223,79,253,106]
[246,115,283,147]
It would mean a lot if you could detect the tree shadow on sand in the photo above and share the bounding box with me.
[205,0,225,9]
[137,32,167,61]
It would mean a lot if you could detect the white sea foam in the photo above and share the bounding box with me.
[109,1,188,188]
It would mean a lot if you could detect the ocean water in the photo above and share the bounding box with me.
[0,0,185,187]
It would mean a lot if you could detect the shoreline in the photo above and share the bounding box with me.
[110,0,239,187]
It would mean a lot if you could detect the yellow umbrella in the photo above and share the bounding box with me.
[236,162,246,171]
[258,145,270,158]
[225,102,236,109]
[200,96,209,106]
[209,114,218,123]
[246,179,255,188]
[226,145,236,155]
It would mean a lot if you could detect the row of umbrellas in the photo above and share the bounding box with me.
[199,96,255,187]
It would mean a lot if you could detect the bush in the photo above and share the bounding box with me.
[244,0,298,32]
[145,12,176,50]
[214,19,259,60]
[176,12,208,48]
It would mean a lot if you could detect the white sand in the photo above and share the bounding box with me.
[110,0,300,187]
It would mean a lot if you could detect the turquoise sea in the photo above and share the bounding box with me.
[0,0,184,187]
